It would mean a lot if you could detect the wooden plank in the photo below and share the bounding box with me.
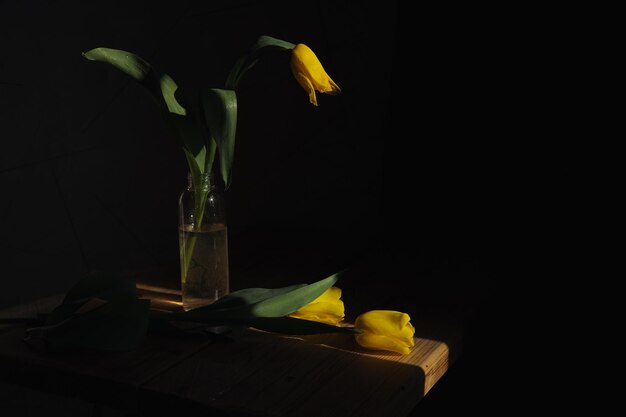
[141,326,458,417]
[0,323,216,410]
[0,284,463,416]
[0,287,214,411]
[136,283,184,313]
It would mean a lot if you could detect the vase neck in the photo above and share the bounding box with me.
[187,172,214,192]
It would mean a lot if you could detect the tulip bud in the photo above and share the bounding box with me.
[290,43,341,106]
[354,310,415,354]
[289,286,345,326]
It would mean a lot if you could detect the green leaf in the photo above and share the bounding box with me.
[255,35,297,50]
[26,298,151,351]
[176,271,341,324]
[82,48,153,82]
[206,138,217,174]
[159,74,186,115]
[170,115,210,183]
[206,284,307,309]
[82,48,208,174]
[225,35,296,90]
[246,316,357,335]
[180,148,210,282]
[250,272,341,317]
[42,271,137,326]
[202,88,237,188]
[43,302,83,326]
[82,48,186,115]
[183,143,204,181]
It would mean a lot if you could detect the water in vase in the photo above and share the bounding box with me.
[179,223,229,311]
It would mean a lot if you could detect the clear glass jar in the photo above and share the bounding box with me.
[178,171,229,311]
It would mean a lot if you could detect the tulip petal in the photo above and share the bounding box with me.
[318,286,342,300]
[290,309,343,325]
[289,312,343,326]
[354,310,413,335]
[323,77,341,95]
[292,300,344,317]
[355,333,411,355]
[290,43,341,105]
[399,323,415,347]
[354,310,416,354]
[292,71,317,106]
[288,286,344,325]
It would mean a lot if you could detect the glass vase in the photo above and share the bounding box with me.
[178,171,229,311]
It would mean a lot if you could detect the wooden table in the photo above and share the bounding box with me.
[0,283,462,417]
[0,234,487,416]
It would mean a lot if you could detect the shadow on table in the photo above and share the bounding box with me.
[138,326,441,417]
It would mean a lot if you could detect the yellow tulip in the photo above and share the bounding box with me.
[289,286,345,325]
[354,310,415,355]
[290,43,341,106]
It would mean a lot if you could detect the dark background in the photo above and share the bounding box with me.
[0,0,525,414]
[0,0,402,305]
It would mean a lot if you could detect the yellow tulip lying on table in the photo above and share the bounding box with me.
[354,310,416,355]
[289,286,345,326]
[24,271,415,354]
[291,287,416,355]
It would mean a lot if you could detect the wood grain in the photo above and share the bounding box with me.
[0,288,461,417]
[141,326,455,417]
[0,322,214,410]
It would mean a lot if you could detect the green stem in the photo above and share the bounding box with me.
[180,180,210,285]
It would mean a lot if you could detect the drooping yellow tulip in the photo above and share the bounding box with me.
[290,43,341,106]
[354,310,415,355]
[289,286,345,325]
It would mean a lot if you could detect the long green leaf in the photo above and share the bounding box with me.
[169,302,252,322]
[255,35,297,50]
[83,48,208,174]
[161,314,355,336]
[173,272,341,322]
[246,316,357,335]
[155,311,358,335]
[250,272,341,317]
[202,88,237,188]
[26,298,151,351]
[159,74,186,115]
[205,284,307,309]
[82,48,185,116]
[225,35,296,90]
[169,113,207,173]
[82,48,153,83]
[182,149,202,182]
[180,148,210,283]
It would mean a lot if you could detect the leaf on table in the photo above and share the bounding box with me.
[25,298,151,351]
[168,273,340,331]
[210,284,307,309]
[25,270,150,351]
[74,297,109,315]
[249,272,341,318]
[246,316,357,335]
